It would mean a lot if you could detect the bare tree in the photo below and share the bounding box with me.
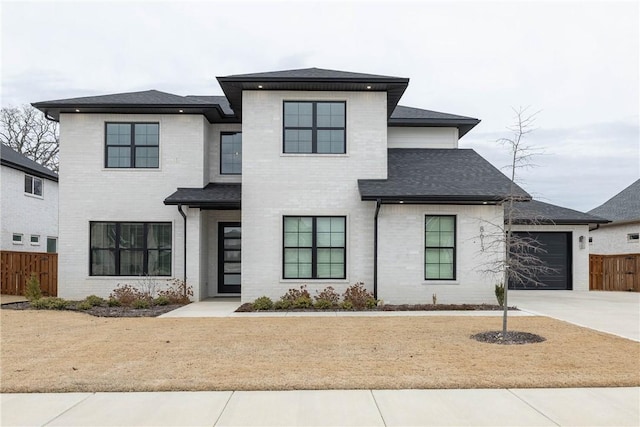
[480,107,555,338]
[0,105,59,172]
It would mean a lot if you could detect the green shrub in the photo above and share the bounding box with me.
[154,295,171,306]
[107,297,121,307]
[84,295,106,307]
[343,282,376,310]
[253,296,274,311]
[31,297,69,310]
[340,301,354,310]
[314,286,340,309]
[273,299,291,310]
[77,301,93,310]
[25,273,42,302]
[132,299,150,309]
[495,283,505,307]
[292,296,312,309]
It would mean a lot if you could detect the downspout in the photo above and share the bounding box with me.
[177,205,187,297]
[373,199,382,300]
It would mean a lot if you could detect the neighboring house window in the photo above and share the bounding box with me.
[47,237,57,253]
[283,216,346,279]
[90,222,172,276]
[24,175,43,196]
[220,132,242,174]
[105,123,159,168]
[628,233,639,242]
[30,235,40,245]
[283,101,346,154]
[425,215,456,280]
[12,233,23,244]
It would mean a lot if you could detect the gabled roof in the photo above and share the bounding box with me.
[358,148,530,203]
[32,90,237,123]
[217,67,409,120]
[1,144,58,181]
[588,179,640,222]
[389,105,480,137]
[509,200,609,225]
[164,183,241,209]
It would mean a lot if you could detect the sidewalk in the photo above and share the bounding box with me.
[2,388,638,426]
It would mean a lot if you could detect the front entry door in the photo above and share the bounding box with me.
[218,223,241,293]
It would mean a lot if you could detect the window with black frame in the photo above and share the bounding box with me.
[425,215,456,280]
[220,132,242,174]
[283,101,345,154]
[105,123,159,168]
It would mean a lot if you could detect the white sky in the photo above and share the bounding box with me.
[2,0,638,211]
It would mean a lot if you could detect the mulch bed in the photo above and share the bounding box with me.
[0,301,184,317]
[471,330,546,345]
[236,303,517,312]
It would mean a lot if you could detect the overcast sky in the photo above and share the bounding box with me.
[2,0,638,212]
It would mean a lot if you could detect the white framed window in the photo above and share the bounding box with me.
[12,233,23,244]
[25,175,43,197]
[30,235,40,245]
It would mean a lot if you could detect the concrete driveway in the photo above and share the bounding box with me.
[509,290,640,341]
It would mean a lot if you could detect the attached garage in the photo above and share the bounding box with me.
[508,200,609,292]
[509,231,572,290]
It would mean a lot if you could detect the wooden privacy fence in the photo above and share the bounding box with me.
[0,251,58,296]
[590,254,640,292]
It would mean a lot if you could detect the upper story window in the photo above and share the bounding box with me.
[105,123,159,168]
[220,132,242,175]
[24,175,43,197]
[283,101,345,154]
[425,215,456,280]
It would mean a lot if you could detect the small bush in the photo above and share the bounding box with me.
[253,296,274,311]
[157,279,193,304]
[273,299,291,310]
[132,299,150,309]
[107,297,121,307]
[292,296,312,309]
[31,297,69,310]
[495,283,505,307]
[340,300,354,310]
[281,285,310,303]
[109,284,144,306]
[24,273,42,302]
[314,286,340,308]
[154,295,171,306]
[343,282,376,310]
[84,295,106,307]
[77,301,93,310]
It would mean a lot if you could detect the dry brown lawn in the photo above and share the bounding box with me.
[1,310,639,392]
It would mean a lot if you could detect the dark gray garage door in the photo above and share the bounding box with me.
[509,232,572,290]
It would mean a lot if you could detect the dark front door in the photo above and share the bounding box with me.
[509,232,572,290]
[218,223,241,294]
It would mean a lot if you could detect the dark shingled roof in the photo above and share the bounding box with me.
[510,200,609,225]
[164,183,241,209]
[217,67,409,120]
[358,149,530,203]
[389,105,480,137]
[1,144,58,181]
[34,90,209,106]
[588,179,640,222]
[185,95,234,115]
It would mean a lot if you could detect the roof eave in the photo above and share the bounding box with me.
[359,194,515,204]
[0,159,58,182]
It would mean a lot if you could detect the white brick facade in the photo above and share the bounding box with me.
[590,222,640,255]
[1,165,58,252]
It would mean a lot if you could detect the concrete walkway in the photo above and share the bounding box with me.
[2,388,638,426]
[510,290,640,341]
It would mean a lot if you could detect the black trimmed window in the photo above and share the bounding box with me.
[24,175,43,196]
[283,216,346,279]
[90,222,171,276]
[283,101,345,154]
[105,123,159,168]
[425,215,456,280]
[220,132,242,174]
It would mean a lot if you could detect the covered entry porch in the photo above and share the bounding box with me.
[164,183,242,300]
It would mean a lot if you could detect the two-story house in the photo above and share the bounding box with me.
[1,144,58,253]
[32,68,604,303]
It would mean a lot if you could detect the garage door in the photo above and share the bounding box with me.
[509,232,572,290]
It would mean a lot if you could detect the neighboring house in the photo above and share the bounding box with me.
[510,200,608,290]
[31,67,602,303]
[1,144,59,253]
[588,179,640,255]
